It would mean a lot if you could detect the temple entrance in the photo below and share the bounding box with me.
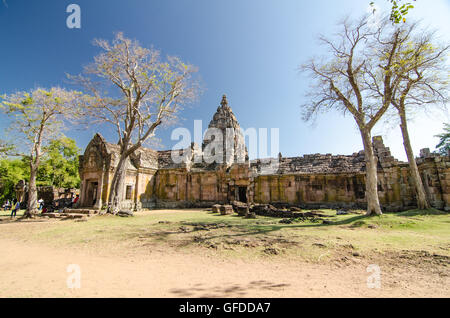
[238,186,247,203]
[85,181,98,207]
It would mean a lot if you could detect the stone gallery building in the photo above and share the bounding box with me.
[78,95,450,212]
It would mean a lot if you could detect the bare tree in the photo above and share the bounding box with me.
[386,26,449,209]
[301,16,409,216]
[1,88,81,217]
[70,32,199,213]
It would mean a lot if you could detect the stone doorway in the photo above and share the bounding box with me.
[85,181,98,207]
[238,186,247,203]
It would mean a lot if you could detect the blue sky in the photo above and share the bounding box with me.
[0,0,449,161]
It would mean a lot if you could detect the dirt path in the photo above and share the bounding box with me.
[0,237,448,297]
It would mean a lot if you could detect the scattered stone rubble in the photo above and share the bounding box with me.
[43,208,97,221]
[211,201,334,220]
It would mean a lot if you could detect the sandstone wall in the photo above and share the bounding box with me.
[249,155,449,212]
[418,155,450,210]
[152,164,250,208]
[252,173,367,209]
[146,153,450,212]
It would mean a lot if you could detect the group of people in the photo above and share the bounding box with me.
[2,199,21,218]
[2,194,80,218]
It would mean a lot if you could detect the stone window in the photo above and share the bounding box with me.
[377,182,383,192]
[125,185,133,200]
[355,184,365,199]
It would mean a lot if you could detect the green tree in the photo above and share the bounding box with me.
[435,123,450,155]
[0,158,29,204]
[1,88,81,217]
[0,140,17,158]
[37,136,81,188]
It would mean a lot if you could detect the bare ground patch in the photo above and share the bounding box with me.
[0,209,449,297]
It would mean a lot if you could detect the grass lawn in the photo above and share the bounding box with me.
[1,208,449,266]
[0,209,25,218]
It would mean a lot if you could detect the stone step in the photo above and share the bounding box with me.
[43,213,62,218]
[60,213,88,219]
[63,208,97,215]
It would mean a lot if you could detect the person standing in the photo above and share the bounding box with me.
[11,200,20,218]
[38,198,44,210]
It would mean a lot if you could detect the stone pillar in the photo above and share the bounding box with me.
[134,170,140,211]
[94,171,104,210]
[79,180,86,207]
[186,173,190,203]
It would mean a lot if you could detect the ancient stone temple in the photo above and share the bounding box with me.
[78,95,450,212]
[14,180,78,207]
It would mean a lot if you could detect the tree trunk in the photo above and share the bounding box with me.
[360,129,383,216]
[23,163,39,218]
[399,110,430,210]
[107,153,128,214]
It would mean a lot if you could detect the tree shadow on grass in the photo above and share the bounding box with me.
[197,215,368,241]
[124,214,373,246]
[395,208,448,217]
[321,215,368,226]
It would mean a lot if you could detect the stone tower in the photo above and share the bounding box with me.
[203,95,248,167]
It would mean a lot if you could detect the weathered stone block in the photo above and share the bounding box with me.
[237,206,249,216]
[220,205,233,215]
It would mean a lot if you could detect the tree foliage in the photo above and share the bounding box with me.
[371,0,416,23]
[0,140,14,157]
[37,136,81,188]
[435,123,450,155]
[389,29,449,113]
[0,158,28,204]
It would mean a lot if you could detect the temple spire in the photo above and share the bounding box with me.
[205,94,249,167]
[220,94,228,108]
